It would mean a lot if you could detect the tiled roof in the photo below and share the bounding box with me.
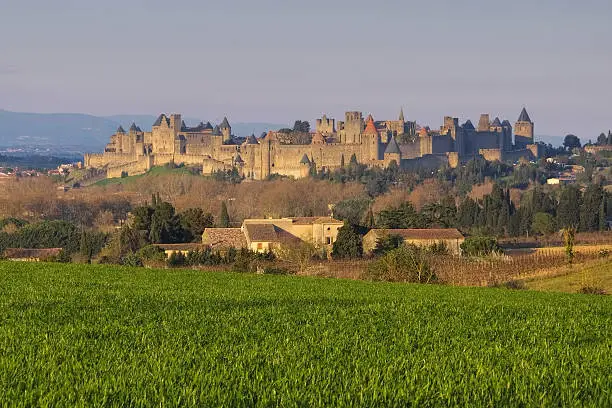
[212,125,222,136]
[491,117,502,127]
[290,216,343,225]
[202,228,247,249]
[3,248,62,259]
[300,154,310,164]
[153,114,169,127]
[244,223,279,242]
[116,125,125,133]
[368,228,464,240]
[363,115,377,134]
[129,122,139,132]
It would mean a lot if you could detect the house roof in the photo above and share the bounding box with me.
[384,135,401,155]
[202,228,247,249]
[244,223,278,242]
[367,228,464,240]
[518,107,531,122]
[3,248,62,259]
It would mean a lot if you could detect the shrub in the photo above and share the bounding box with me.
[263,266,291,275]
[167,251,187,267]
[461,236,501,256]
[332,224,363,259]
[137,245,167,266]
[122,252,143,267]
[373,234,404,255]
[579,286,607,295]
[365,246,436,283]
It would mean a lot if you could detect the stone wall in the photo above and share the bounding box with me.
[106,155,153,178]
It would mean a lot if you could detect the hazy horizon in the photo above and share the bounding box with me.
[1,0,610,138]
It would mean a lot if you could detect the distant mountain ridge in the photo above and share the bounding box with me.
[0,110,288,152]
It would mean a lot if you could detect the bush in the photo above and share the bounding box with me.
[122,252,143,267]
[461,236,501,256]
[495,280,527,290]
[167,251,187,267]
[137,245,167,263]
[579,286,607,295]
[365,246,436,283]
[263,266,292,275]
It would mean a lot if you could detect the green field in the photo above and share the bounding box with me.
[93,165,198,186]
[0,262,610,406]
[527,259,612,294]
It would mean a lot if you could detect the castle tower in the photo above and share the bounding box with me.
[299,154,312,178]
[220,117,232,143]
[477,114,490,132]
[341,111,363,144]
[362,115,381,161]
[169,114,182,137]
[384,135,401,167]
[419,127,432,156]
[514,107,534,149]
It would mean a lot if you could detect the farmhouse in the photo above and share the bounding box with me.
[203,217,344,253]
[363,229,465,255]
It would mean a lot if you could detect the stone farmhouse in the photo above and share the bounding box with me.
[362,228,465,255]
[84,108,538,179]
[202,217,344,254]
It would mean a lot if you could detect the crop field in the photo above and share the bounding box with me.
[0,262,610,406]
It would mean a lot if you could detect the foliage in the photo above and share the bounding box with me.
[562,227,576,264]
[332,197,371,226]
[332,224,363,259]
[365,246,436,283]
[373,234,404,255]
[219,202,230,228]
[276,241,319,274]
[377,202,425,229]
[460,236,501,256]
[532,212,556,236]
[563,134,581,150]
[179,208,214,242]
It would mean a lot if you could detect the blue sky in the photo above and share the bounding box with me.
[0,0,611,138]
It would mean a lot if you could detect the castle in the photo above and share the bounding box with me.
[84,108,538,179]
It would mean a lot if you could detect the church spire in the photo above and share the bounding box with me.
[399,108,405,123]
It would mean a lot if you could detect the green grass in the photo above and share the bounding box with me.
[93,165,197,186]
[0,262,610,407]
[527,258,612,294]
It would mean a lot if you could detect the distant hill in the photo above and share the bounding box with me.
[0,110,287,153]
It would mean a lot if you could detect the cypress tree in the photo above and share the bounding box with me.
[219,202,230,228]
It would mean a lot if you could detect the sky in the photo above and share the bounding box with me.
[0,0,611,138]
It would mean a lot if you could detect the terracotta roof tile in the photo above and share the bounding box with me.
[202,228,247,249]
[369,228,464,240]
[244,223,278,242]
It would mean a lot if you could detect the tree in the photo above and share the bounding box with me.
[460,236,500,256]
[149,202,183,244]
[563,134,581,150]
[579,184,604,232]
[377,202,425,229]
[276,241,319,274]
[556,185,581,229]
[219,202,230,228]
[562,227,576,263]
[292,120,310,133]
[333,197,370,226]
[597,132,607,145]
[332,223,363,259]
[532,212,556,236]
[179,208,214,242]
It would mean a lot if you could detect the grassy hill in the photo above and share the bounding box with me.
[0,262,609,406]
